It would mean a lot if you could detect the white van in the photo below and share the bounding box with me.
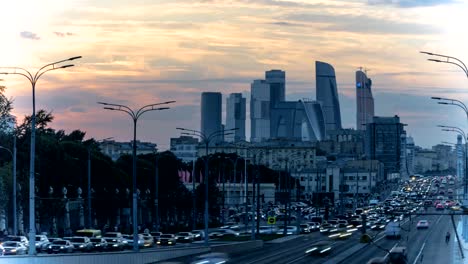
[385,222,401,239]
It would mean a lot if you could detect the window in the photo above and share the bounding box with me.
[362,176,367,181]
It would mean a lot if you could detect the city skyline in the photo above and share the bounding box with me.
[1,0,468,149]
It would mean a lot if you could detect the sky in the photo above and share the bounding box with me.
[1,0,468,150]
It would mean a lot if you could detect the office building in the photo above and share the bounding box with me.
[251,80,270,142]
[100,140,157,161]
[356,69,374,130]
[316,61,342,133]
[265,70,286,109]
[270,100,325,141]
[225,93,246,142]
[365,116,406,180]
[201,92,223,144]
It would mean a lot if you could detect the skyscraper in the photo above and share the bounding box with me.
[201,92,223,144]
[316,61,342,133]
[356,69,374,130]
[270,100,325,141]
[265,70,285,109]
[226,93,246,142]
[251,80,270,142]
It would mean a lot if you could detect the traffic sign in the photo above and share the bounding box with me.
[267,217,276,225]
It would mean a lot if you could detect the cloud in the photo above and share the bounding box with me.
[284,13,440,35]
[367,0,456,8]
[20,31,40,40]
[54,32,75,37]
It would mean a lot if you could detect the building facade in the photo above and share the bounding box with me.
[457,135,464,180]
[170,136,199,162]
[270,100,325,141]
[201,92,223,144]
[251,80,271,142]
[316,61,342,133]
[356,69,374,130]
[99,140,157,161]
[365,116,406,180]
[265,69,286,110]
[225,93,246,142]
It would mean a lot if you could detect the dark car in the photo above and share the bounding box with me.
[40,237,61,252]
[70,236,93,252]
[150,231,162,241]
[47,240,74,254]
[104,237,125,251]
[157,234,177,246]
[176,232,194,243]
[90,237,108,251]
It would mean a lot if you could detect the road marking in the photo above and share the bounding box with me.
[384,243,399,259]
[413,242,425,264]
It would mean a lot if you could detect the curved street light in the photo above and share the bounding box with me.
[421,51,468,78]
[0,56,82,255]
[99,101,175,251]
[176,127,237,246]
[438,125,468,202]
[431,96,468,120]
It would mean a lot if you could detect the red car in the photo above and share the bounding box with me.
[436,203,444,210]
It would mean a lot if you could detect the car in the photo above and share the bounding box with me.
[300,224,311,234]
[305,240,333,255]
[2,241,28,255]
[209,229,239,238]
[389,246,407,264]
[307,222,320,231]
[259,225,279,234]
[141,234,155,247]
[121,234,145,248]
[320,223,333,234]
[47,239,75,254]
[90,237,108,251]
[436,203,445,210]
[176,232,194,243]
[69,236,93,252]
[40,237,61,252]
[191,230,205,241]
[104,237,126,251]
[35,235,49,252]
[276,226,298,235]
[416,220,429,229]
[157,234,177,246]
[190,252,229,264]
[6,235,29,247]
[150,231,162,241]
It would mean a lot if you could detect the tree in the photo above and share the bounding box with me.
[0,84,13,132]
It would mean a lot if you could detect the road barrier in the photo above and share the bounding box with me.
[0,246,211,264]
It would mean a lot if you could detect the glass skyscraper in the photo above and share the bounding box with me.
[201,92,223,144]
[225,93,246,142]
[316,61,342,133]
[356,69,374,130]
[251,80,270,142]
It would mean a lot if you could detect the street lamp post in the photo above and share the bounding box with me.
[438,125,468,203]
[421,51,468,78]
[1,56,82,255]
[99,101,174,251]
[0,141,16,235]
[176,127,237,246]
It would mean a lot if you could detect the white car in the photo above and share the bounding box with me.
[416,220,429,229]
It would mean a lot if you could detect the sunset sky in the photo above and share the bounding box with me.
[1,0,468,149]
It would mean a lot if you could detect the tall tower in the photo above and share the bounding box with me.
[201,92,223,144]
[316,61,342,133]
[226,93,246,142]
[265,70,285,109]
[356,69,374,130]
[251,80,270,142]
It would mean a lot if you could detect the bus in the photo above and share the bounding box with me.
[75,229,102,238]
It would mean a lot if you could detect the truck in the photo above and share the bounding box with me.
[385,222,401,239]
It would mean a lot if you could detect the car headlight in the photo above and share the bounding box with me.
[60,246,64,249]
[168,241,172,244]
[79,245,84,248]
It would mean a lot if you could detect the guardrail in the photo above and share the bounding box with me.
[0,246,211,264]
